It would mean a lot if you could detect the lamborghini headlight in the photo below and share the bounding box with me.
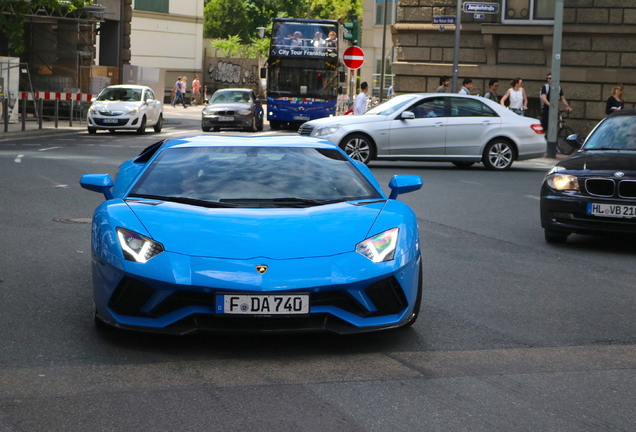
[311,124,341,137]
[546,173,579,191]
[117,227,164,263]
[355,228,399,263]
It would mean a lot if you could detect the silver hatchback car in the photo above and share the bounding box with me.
[299,93,547,170]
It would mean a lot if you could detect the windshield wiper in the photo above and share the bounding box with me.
[127,194,239,208]
[219,197,344,208]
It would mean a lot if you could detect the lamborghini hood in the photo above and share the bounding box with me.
[126,200,386,260]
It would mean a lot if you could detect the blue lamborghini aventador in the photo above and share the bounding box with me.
[80,135,423,334]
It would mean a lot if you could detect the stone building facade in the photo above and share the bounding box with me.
[392,0,636,133]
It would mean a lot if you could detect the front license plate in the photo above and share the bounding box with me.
[216,294,309,315]
[218,116,233,122]
[293,116,309,121]
[587,203,636,219]
[103,118,118,124]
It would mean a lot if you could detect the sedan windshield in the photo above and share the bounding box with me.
[97,87,142,102]
[210,91,252,104]
[584,115,636,151]
[365,94,419,116]
[128,146,383,207]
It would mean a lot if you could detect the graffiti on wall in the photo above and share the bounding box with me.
[207,60,259,85]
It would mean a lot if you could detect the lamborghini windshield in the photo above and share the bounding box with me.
[128,146,382,207]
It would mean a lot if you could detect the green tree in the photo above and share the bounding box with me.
[0,0,90,53]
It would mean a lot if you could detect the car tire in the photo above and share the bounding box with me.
[270,121,282,130]
[153,114,163,133]
[136,116,147,134]
[401,264,422,328]
[213,127,220,132]
[452,161,475,169]
[482,139,515,170]
[88,127,97,134]
[257,118,264,132]
[545,229,570,244]
[202,126,211,132]
[245,117,257,133]
[339,133,375,165]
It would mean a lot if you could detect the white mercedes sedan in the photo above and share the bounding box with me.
[298,93,547,170]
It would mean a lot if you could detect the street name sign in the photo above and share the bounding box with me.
[433,15,456,25]
[462,2,499,14]
[343,46,365,70]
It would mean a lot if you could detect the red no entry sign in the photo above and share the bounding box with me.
[343,46,365,70]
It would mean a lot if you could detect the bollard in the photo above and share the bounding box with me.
[55,98,59,128]
[38,98,43,129]
[21,97,26,131]
[3,99,7,133]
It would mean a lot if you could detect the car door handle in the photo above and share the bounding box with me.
[481,121,491,125]
[434,122,444,127]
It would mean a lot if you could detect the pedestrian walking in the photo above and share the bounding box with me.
[483,79,499,103]
[172,77,187,108]
[606,83,624,115]
[354,82,369,115]
[500,77,528,115]
[192,75,202,105]
[458,78,473,95]
[540,73,571,131]
[171,76,181,107]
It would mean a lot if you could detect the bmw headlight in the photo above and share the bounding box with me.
[355,228,399,263]
[202,108,215,115]
[117,227,164,263]
[126,107,139,115]
[546,173,579,191]
[311,124,341,137]
[238,109,252,115]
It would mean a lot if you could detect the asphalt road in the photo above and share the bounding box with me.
[0,107,635,431]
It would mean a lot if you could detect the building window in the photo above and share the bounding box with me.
[135,0,169,13]
[375,0,396,26]
[502,0,554,23]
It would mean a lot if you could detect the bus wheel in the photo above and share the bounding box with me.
[340,133,375,165]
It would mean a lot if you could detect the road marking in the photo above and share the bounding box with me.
[39,146,61,151]
[14,154,24,163]
[526,195,540,200]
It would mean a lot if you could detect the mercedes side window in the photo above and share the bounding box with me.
[451,98,498,117]
[409,98,446,119]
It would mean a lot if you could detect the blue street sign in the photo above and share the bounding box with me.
[433,15,456,25]
[462,2,499,14]
[474,13,485,19]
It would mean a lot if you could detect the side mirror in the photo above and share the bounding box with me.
[91,97,96,102]
[566,134,584,146]
[400,111,415,120]
[255,98,261,104]
[80,173,114,200]
[388,175,423,200]
[146,98,154,104]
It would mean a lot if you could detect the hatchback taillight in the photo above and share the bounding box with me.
[530,124,544,134]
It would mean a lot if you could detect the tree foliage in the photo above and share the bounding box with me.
[0,0,90,53]
[204,0,362,58]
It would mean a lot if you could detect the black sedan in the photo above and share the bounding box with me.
[541,109,636,243]
[201,88,264,132]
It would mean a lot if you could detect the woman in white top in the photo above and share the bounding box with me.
[500,77,528,116]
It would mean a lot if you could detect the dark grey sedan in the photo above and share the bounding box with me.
[201,88,264,132]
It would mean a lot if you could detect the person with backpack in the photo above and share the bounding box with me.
[540,73,571,132]
[483,79,499,103]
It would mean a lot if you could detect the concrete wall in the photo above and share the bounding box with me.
[392,0,636,133]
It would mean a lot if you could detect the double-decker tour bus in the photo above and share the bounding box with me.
[264,18,341,130]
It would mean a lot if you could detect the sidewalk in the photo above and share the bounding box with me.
[0,118,86,140]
